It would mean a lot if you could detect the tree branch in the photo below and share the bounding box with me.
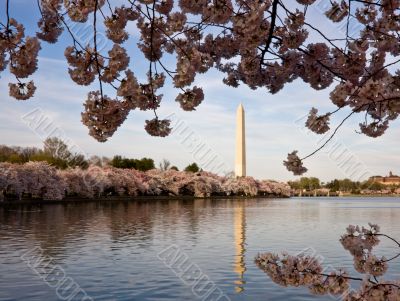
[260,0,279,67]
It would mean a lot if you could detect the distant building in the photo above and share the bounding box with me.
[370,171,400,185]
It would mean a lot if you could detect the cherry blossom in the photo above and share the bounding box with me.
[100,44,129,83]
[144,118,171,137]
[305,108,330,134]
[283,151,307,176]
[0,161,65,200]
[325,1,349,23]
[81,91,130,142]
[117,70,141,109]
[222,176,259,196]
[8,81,36,100]
[0,162,291,200]
[64,0,105,22]
[37,0,64,43]
[359,121,389,138]
[104,6,138,44]
[9,37,41,78]
[256,224,400,301]
[175,86,204,111]
[65,46,100,86]
[256,252,350,295]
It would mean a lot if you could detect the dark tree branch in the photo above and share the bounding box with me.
[260,0,279,66]
[93,0,104,101]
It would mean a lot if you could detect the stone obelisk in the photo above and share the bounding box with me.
[235,103,246,177]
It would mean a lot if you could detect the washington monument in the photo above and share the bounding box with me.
[235,103,246,177]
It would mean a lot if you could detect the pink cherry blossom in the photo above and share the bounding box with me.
[283,151,307,176]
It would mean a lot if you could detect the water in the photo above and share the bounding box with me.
[0,197,399,301]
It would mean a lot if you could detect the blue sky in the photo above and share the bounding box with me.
[0,1,399,182]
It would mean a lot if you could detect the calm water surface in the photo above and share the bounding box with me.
[0,197,399,301]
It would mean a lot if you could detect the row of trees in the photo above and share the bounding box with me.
[2,140,394,195]
[0,162,290,201]
[110,156,200,173]
[0,138,88,169]
[0,138,203,173]
[288,177,397,193]
[324,179,390,193]
[110,155,155,171]
[287,177,321,191]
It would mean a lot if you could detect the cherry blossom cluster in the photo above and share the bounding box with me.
[1,17,40,100]
[305,108,331,134]
[104,6,139,43]
[0,162,65,200]
[346,280,400,300]
[144,118,171,137]
[2,0,400,173]
[256,223,400,301]
[283,151,307,176]
[64,0,105,22]
[65,46,100,85]
[81,91,131,142]
[175,86,204,111]
[340,224,390,278]
[222,176,259,196]
[0,162,291,200]
[37,0,64,43]
[255,252,350,295]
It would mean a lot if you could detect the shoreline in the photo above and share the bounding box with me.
[0,194,289,206]
[1,194,400,207]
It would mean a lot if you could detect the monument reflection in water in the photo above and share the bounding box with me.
[234,202,246,293]
[233,103,248,293]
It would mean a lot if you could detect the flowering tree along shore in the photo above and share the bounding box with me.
[0,161,290,201]
[256,224,400,300]
[1,0,400,174]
